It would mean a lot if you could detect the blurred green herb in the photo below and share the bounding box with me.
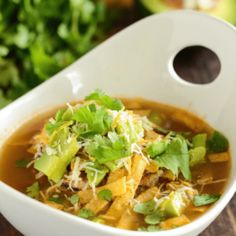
[0,0,136,108]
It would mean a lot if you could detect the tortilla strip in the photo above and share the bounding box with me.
[117,187,158,230]
[85,198,109,214]
[188,205,208,213]
[145,160,158,173]
[172,111,204,132]
[78,177,126,204]
[45,201,64,210]
[136,186,158,202]
[116,207,142,230]
[160,215,190,230]
[85,173,131,214]
[107,168,126,184]
[104,155,146,221]
[208,152,229,163]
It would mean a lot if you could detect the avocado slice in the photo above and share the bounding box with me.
[85,164,108,187]
[189,146,206,167]
[192,133,207,148]
[160,191,185,217]
[189,133,207,166]
[140,0,236,25]
[34,127,80,183]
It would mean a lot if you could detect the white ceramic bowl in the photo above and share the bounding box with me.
[0,10,236,236]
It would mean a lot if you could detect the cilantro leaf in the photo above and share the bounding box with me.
[69,194,79,205]
[155,136,191,180]
[79,208,95,219]
[144,211,165,225]
[133,200,156,215]
[146,140,166,158]
[26,182,40,198]
[55,109,65,122]
[98,189,112,201]
[72,105,112,136]
[45,109,71,135]
[85,132,131,164]
[193,194,221,207]
[207,131,229,153]
[15,159,29,168]
[85,89,124,111]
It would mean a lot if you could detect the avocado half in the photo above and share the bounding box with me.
[140,0,236,25]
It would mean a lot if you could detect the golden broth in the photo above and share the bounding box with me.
[0,98,231,225]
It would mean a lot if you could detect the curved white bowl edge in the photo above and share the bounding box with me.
[0,10,236,236]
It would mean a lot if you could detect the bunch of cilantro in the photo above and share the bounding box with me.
[0,0,117,108]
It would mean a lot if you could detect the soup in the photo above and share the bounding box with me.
[0,90,231,232]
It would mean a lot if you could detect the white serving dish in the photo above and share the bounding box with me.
[0,10,236,236]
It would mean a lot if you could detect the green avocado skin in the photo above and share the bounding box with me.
[140,0,236,25]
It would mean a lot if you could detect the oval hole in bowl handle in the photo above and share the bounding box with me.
[173,45,221,85]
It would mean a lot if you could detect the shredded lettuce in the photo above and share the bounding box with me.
[115,111,144,143]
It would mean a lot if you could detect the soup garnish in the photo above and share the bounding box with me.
[0,90,230,232]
